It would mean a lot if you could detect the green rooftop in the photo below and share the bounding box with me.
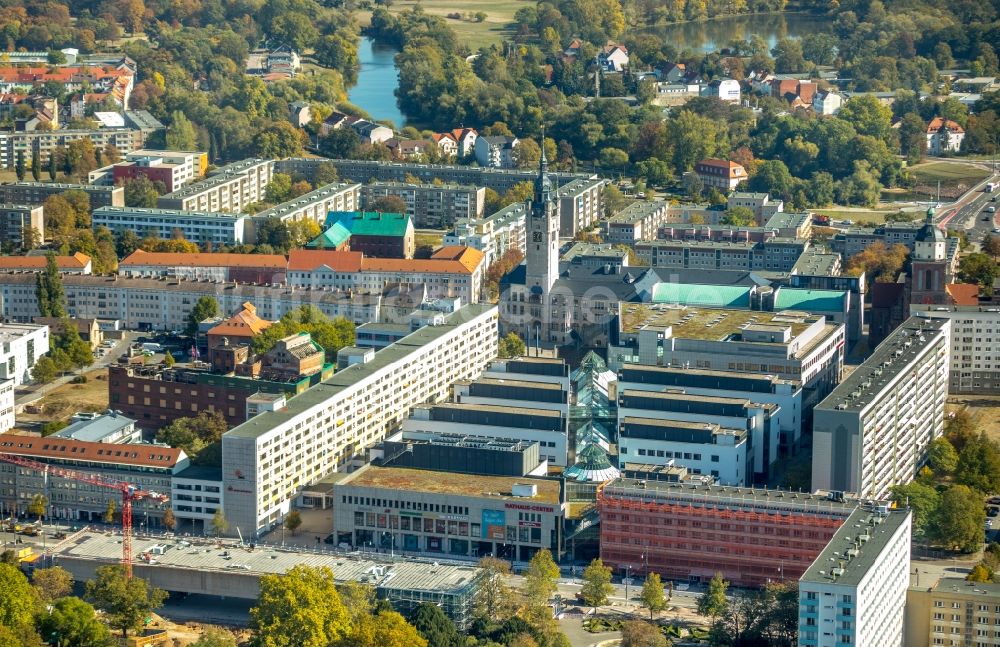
[326,211,412,238]
[307,221,352,249]
[775,288,846,312]
[651,283,751,308]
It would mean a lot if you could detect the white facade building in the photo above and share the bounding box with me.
[812,317,949,499]
[156,158,274,213]
[911,304,1000,394]
[0,379,13,433]
[92,206,249,246]
[813,90,843,115]
[0,323,49,386]
[702,78,741,102]
[798,507,911,647]
[252,182,360,225]
[221,304,499,537]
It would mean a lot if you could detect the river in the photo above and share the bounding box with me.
[348,37,405,129]
[347,14,832,126]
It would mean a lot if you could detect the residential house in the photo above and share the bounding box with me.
[600,44,629,72]
[33,317,103,349]
[475,135,519,168]
[661,63,688,83]
[386,138,432,159]
[695,159,747,191]
[289,101,312,128]
[702,78,740,102]
[319,111,393,145]
[563,39,583,58]
[431,132,458,157]
[926,117,965,154]
[771,79,816,105]
[747,70,774,94]
[450,128,477,158]
[266,45,301,76]
[813,89,843,116]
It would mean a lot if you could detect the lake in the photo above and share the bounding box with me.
[642,12,833,53]
[348,37,404,129]
[347,14,833,125]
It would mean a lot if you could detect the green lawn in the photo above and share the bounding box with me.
[358,0,531,48]
[909,161,990,184]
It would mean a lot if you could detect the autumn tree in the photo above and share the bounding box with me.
[37,596,112,647]
[580,558,614,609]
[523,549,560,607]
[85,566,166,637]
[474,557,516,622]
[166,111,198,150]
[284,510,303,535]
[369,195,409,213]
[639,572,667,620]
[498,332,526,358]
[846,241,909,282]
[697,572,728,619]
[156,410,228,466]
[31,566,73,604]
[211,509,229,537]
[250,566,351,647]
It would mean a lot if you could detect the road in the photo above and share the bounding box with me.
[934,169,999,243]
[14,331,138,408]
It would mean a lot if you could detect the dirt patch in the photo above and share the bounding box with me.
[948,396,1000,443]
[18,369,110,425]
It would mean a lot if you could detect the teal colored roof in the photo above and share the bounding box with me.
[651,283,751,308]
[325,211,412,237]
[775,288,846,312]
[306,222,351,249]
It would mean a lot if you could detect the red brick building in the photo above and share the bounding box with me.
[598,478,856,587]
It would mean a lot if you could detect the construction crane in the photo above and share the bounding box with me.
[0,453,169,578]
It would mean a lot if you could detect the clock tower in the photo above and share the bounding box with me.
[525,144,559,293]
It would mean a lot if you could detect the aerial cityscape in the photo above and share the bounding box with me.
[0,1,997,646]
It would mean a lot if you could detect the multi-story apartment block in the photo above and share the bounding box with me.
[603,200,670,244]
[635,237,809,272]
[617,363,804,463]
[221,304,499,537]
[728,191,784,222]
[0,124,153,169]
[905,577,1000,647]
[0,433,188,526]
[279,158,595,195]
[812,317,949,499]
[253,182,360,226]
[609,304,845,403]
[0,274,382,330]
[157,159,274,213]
[170,464,224,532]
[361,181,485,228]
[765,212,812,238]
[911,304,1000,394]
[599,478,856,587]
[0,182,124,210]
[332,465,564,562]
[92,206,250,246]
[555,177,606,237]
[0,323,49,386]
[798,507,911,647]
[0,204,43,248]
[88,149,208,192]
[0,379,12,432]
[443,201,528,266]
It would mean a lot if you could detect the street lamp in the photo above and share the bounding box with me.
[624,565,632,610]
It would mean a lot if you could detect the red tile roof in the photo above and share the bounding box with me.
[0,253,90,270]
[0,434,185,469]
[286,249,364,272]
[927,117,965,134]
[207,302,272,337]
[946,283,979,305]
[363,246,484,274]
[121,250,287,269]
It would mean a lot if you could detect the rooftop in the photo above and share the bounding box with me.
[618,363,799,392]
[121,250,287,269]
[94,206,245,221]
[816,316,949,412]
[340,465,562,504]
[792,249,841,276]
[650,282,751,308]
[800,507,911,586]
[224,304,496,440]
[1,181,121,193]
[607,200,668,225]
[329,211,412,238]
[0,253,89,270]
[0,434,185,469]
[917,577,1000,598]
[600,477,858,516]
[0,322,46,343]
[50,412,136,443]
[52,531,481,594]
[619,302,819,340]
[159,159,270,199]
[253,182,360,222]
[773,288,846,312]
[763,212,809,229]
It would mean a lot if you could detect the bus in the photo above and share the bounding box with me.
[986,182,998,193]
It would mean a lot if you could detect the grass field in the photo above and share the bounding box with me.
[18,368,109,427]
[358,0,532,48]
[909,161,991,184]
[948,396,1000,446]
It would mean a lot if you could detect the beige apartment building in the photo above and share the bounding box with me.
[907,578,1000,647]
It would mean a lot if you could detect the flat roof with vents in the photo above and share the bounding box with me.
[800,506,911,586]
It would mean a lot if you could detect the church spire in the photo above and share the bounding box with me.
[534,129,552,208]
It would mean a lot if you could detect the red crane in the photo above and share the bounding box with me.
[0,453,169,578]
